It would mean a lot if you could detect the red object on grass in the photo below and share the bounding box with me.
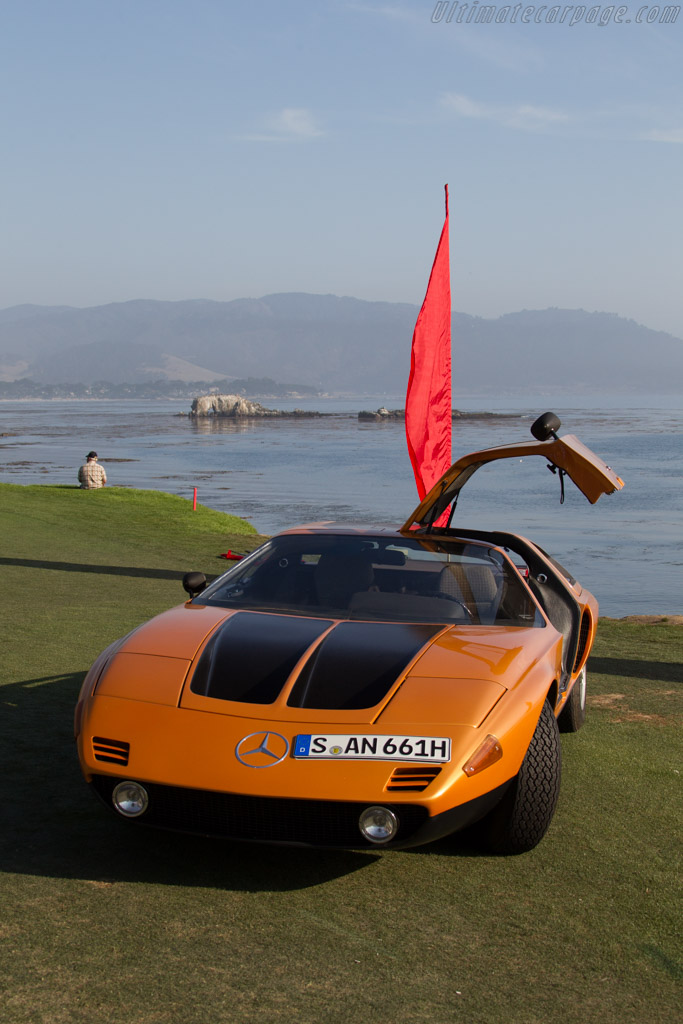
[405,185,452,504]
[192,487,197,511]
[219,551,243,561]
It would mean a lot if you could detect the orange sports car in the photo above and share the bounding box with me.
[75,413,623,853]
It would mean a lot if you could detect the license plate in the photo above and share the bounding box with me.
[293,734,451,762]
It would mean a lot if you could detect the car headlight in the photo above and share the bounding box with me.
[112,781,149,817]
[359,806,399,844]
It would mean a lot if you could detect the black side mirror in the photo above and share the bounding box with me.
[530,411,561,442]
[183,572,207,598]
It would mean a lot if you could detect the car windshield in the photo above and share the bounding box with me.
[197,534,543,626]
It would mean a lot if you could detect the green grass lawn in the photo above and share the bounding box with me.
[1,484,681,1024]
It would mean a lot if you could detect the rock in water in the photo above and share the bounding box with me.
[189,394,322,418]
[190,394,277,417]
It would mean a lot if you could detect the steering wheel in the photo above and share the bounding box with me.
[436,593,476,621]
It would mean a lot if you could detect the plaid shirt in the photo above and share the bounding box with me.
[78,460,107,489]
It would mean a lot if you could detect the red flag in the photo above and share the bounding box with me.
[405,185,452,502]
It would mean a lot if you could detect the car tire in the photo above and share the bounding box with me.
[557,668,587,733]
[481,700,562,854]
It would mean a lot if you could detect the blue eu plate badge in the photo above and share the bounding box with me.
[294,734,451,762]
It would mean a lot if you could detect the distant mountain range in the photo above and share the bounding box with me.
[0,294,681,393]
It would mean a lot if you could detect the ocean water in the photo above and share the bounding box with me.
[0,393,681,617]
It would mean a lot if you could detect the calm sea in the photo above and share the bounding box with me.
[1,392,681,617]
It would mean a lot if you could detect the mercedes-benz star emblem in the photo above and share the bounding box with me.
[235,731,290,768]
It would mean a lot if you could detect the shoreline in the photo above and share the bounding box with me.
[602,614,683,625]
[0,481,680,622]
[1,402,680,619]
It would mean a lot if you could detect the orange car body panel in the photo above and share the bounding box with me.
[76,604,566,814]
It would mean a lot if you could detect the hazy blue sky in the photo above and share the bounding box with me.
[1,1,681,337]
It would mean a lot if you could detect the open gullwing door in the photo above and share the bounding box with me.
[401,414,624,533]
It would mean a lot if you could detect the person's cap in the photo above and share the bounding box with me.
[86,451,98,458]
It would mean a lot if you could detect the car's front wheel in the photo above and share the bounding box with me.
[480,700,562,854]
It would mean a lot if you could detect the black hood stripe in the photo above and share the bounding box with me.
[287,622,442,711]
[190,613,333,705]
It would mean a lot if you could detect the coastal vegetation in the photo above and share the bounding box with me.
[1,483,680,1023]
[0,376,319,401]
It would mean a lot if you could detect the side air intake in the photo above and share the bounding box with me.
[92,737,130,766]
[573,611,592,673]
[386,766,442,792]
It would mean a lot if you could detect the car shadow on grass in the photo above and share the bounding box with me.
[0,556,186,581]
[588,655,682,682]
[0,671,378,892]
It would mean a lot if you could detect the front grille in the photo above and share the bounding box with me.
[386,766,442,792]
[92,737,130,765]
[90,775,428,848]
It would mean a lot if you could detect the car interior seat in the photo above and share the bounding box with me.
[315,551,375,609]
[438,563,500,623]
